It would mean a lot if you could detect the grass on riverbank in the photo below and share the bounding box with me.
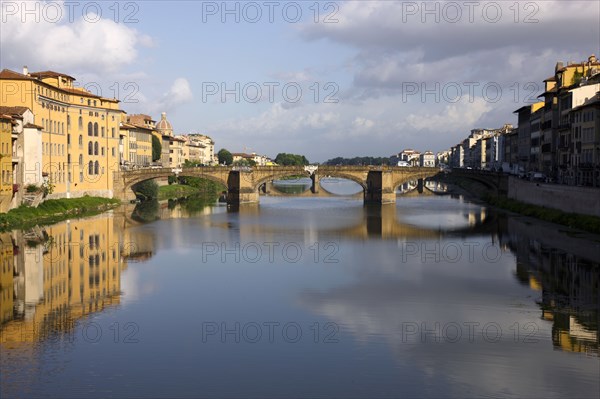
[0,196,120,231]
[486,196,600,235]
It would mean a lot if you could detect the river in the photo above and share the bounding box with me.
[1,180,598,398]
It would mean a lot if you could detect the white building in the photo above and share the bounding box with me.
[0,106,43,208]
[420,151,436,167]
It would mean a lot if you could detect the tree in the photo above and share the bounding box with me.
[274,153,309,166]
[152,135,162,162]
[218,148,233,165]
[132,179,158,200]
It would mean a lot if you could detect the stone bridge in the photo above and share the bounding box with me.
[451,169,509,197]
[113,165,440,204]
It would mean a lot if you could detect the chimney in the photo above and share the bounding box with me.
[555,62,564,72]
[23,65,28,76]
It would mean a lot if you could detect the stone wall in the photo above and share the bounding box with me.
[507,177,600,217]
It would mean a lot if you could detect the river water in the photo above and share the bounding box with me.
[1,180,598,398]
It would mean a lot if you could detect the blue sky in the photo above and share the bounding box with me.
[1,1,599,162]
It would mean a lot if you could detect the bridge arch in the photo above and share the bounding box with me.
[251,168,312,192]
[316,171,368,191]
[119,167,230,200]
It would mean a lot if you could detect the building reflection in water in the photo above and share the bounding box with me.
[1,217,119,345]
[502,217,599,355]
[0,212,160,346]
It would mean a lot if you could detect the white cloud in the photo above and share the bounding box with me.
[403,98,491,132]
[0,1,153,75]
[148,78,194,114]
[352,117,375,129]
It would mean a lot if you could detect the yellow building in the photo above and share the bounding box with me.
[0,68,123,199]
[0,232,14,325]
[1,215,123,345]
[0,115,13,211]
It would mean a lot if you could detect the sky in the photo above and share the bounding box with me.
[1,0,599,162]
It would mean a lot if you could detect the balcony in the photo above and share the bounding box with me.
[557,122,571,130]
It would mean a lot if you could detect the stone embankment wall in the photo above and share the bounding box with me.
[507,177,600,217]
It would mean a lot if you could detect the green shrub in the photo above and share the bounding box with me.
[132,180,159,200]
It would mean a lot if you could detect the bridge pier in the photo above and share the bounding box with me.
[364,171,396,204]
[310,173,319,194]
[227,171,259,205]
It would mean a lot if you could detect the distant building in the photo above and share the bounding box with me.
[420,151,435,167]
[155,112,173,167]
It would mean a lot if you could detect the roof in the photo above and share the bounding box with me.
[0,106,30,116]
[0,69,34,80]
[556,61,600,73]
[23,123,43,129]
[121,122,154,132]
[61,87,103,99]
[29,70,76,80]
[1,69,118,102]
[543,76,556,82]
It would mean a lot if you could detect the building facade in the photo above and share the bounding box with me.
[0,68,122,199]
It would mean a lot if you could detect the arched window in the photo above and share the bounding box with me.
[94,142,99,155]
[88,142,93,155]
[94,161,99,175]
[78,116,83,130]
[88,122,93,136]
[93,123,98,137]
[79,154,83,166]
[79,135,83,146]
[88,161,94,175]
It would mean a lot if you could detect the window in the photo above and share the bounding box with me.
[67,134,71,145]
[94,142,99,155]
[101,127,105,137]
[79,135,83,147]
[111,127,115,138]
[78,116,83,130]
[112,147,115,156]
[93,123,98,137]
[101,147,105,156]
[88,122,93,136]
[88,161,94,175]
[88,142,93,155]
[94,161,99,175]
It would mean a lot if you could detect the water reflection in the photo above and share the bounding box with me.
[1,216,123,346]
[0,195,598,397]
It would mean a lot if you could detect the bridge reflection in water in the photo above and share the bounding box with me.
[0,197,597,359]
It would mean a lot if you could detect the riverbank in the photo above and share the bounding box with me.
[438,174,600,235]
[0,196,121,232]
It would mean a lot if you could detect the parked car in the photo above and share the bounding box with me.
[530,173,546,182]
[397,161,411,167]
